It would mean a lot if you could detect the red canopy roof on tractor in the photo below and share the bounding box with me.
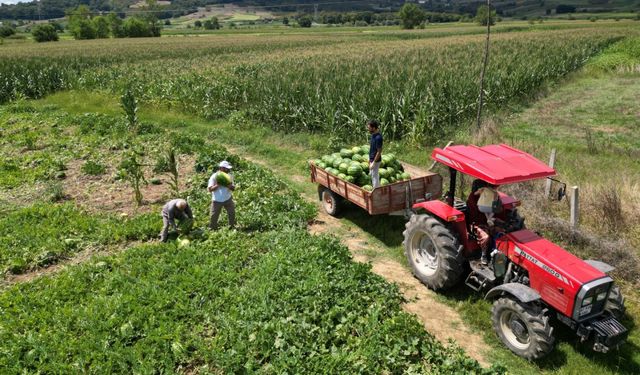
[431,144,556,185]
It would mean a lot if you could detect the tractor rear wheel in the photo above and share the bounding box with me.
[605,285,625,320]
[492,297,555,360]
[320,187,342,217]
[403,214,463,291]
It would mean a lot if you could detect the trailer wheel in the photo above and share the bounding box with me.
[321,187,342,216]
[403,214,463,291]
[605,285,625,320]
[492,297,555,360]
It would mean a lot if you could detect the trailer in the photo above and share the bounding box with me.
[310,161,442,216]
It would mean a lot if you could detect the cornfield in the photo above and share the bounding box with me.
[1,25,635,143]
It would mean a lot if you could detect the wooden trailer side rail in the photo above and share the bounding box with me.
[310,162,442,215]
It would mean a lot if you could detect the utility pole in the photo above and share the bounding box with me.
[475,0,492,131]
[314,3,318,23]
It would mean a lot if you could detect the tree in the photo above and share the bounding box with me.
[93,16,110,38]
[555,4,576,14]
[32,24,58,42]
[108,13,125,38]
[210,16,220,29]
[282,16,289,25]
[123,17,152,38]
[298,15,312,28]
[398,3,426,29]
[68,6,96,40]
[194,20,202,28]
[475,5,496,26]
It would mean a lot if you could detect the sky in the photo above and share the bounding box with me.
[1,0,31,4]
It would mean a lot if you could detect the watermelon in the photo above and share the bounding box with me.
[362,185,373,192]
[357,174,370,186]
[351,154,362,162]
[347,163,362,176]
[338,173,347,180]
[379,168,389,179]
[339,162,349,174]
[216,172,232,186]
[389,176,396,183]
[332,158,342,169]
[360,145,369,154]
[317,162,326,169]
[380,178,389,186]
[351,146,361,154]
[332,152,341,159]
[345,175,355,183]
[360,161,369,170]
[340,148,353,158]
[401,172,411,180]
[386,153,397,162]
[386,167,395,176]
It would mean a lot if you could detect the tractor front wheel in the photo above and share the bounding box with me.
[403,214,463,291]
[605,285,626,320]
[492,297,555,360]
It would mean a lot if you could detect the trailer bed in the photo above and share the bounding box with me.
[310,162,442,215]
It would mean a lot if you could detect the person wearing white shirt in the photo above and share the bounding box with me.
[207,160,236,230]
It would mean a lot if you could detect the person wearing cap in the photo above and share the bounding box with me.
[207,160,236,230]
[160,198,194,242]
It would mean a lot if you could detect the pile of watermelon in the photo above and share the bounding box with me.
[312,145,410,191]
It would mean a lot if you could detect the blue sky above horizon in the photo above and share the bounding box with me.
[1,0,31,4]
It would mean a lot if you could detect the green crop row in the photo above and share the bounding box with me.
[82,28,631,144]
[2,26,637,144]
[0,229,501,373]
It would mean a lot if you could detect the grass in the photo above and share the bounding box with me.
[0,103,495,374]
[32,72,640,370]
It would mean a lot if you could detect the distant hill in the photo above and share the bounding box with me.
[0,0,638,21]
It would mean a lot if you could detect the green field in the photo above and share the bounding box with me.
[1,21,640,373]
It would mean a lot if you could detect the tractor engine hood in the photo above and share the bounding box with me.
[499,229,611,320]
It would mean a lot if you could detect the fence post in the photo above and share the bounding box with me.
[570,186,579,228]
[544,148,557,199]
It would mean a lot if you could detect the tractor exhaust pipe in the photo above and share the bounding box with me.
[446,168,457,207]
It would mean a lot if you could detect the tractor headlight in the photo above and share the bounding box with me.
[582,297,593,306]
[596,292,607,302]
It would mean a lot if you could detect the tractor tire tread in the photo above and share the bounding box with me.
[492,297,555,361]
[403,215,463,291]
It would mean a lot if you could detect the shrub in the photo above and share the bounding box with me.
[0,25,15,38]
[31,24,59,42]
[298,15,312,28]
[123,17,154,38]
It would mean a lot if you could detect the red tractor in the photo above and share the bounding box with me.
[404,144,627,360]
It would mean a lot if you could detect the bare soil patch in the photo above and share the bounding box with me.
[62,155,197,216]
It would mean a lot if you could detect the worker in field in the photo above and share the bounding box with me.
[160,198,194,242]
[368,119,383,188]
[207,160,236,230]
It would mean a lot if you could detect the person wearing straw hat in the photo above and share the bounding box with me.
[207,160,236,230]
[160,198,194,242]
